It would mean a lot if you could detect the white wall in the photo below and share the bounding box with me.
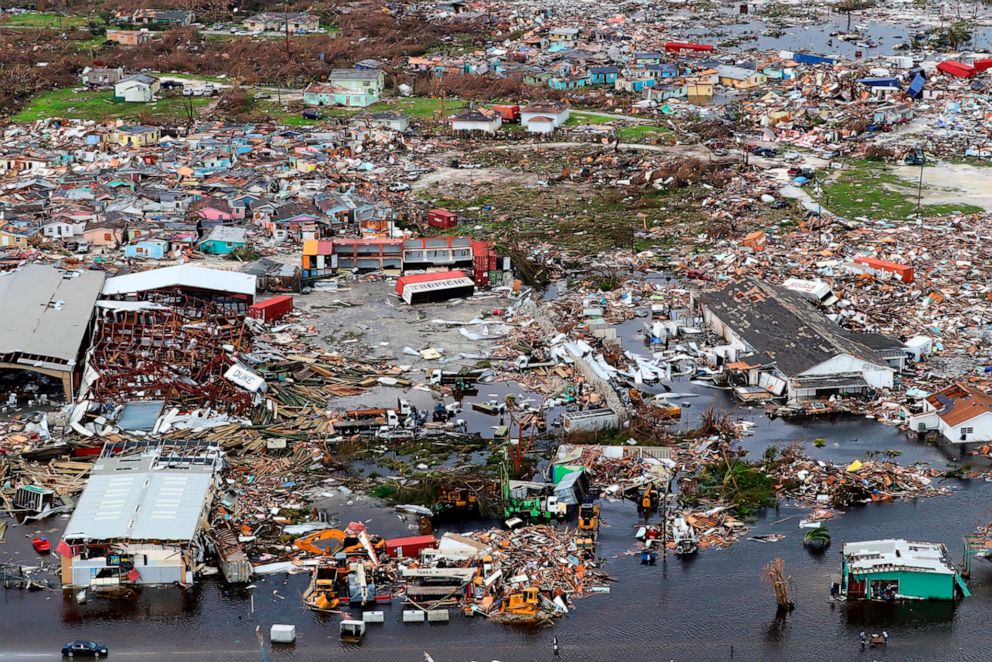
[799,354,894,389]
[451,119,501,132]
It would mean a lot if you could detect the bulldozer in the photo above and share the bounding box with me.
[436,486,479,514]
[503,587,540,617]
[577,502,601,532]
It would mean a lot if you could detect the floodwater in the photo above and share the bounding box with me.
[5,482,992,661]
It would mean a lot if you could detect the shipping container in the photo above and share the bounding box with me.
[249,295,294,322]
[562,408,619,433]
[428,209,459,229]
[385,535,436,558]
[396,270,474,304]
[853,256,914,283]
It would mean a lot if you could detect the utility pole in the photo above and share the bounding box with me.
[916,143,925,217]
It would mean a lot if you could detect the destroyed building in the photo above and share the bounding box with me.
[0,265,105,400]
[59,440,221,588]
[80,266,258,413]
[696,279,907,402]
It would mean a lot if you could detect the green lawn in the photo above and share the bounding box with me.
[366,97,467,119]
[567,111,615,125]
[1,12,94,28]
[617,124,671,142]
[823,160,985,220]
[12,88,211,123]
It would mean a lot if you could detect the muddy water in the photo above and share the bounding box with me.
[4,482,992,661]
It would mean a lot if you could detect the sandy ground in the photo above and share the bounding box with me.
[889,161,992,210]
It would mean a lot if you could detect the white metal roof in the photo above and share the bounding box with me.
[0,265,105,367]
[102,265,256,297]
[63,447,218,542]
[842,539,955,575]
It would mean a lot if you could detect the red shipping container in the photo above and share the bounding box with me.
[249,295,294,322]
[428,209,459,229]
[385,535,436,558]
[974,58,992,73]
[936,61,976,78]
[395,270,467,295]
[665,41,714,52]
[854,257,914,284]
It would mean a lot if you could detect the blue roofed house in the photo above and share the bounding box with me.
[124,237,170,260]
[198,226,247,255]
[634,52,664,65]
[645,63,680,79]
[589,66,620,85]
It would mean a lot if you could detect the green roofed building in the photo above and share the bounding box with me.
[840,539,970,601]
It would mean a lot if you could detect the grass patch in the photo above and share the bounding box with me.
[566,111,615,126]
[617,124,671,142]
[823,159,985,220]
[366,96,467,119]
[1,12,94,29]
[12,88,210,123]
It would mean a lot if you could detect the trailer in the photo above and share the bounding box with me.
[398,271,475,304]
[561,408,619,433]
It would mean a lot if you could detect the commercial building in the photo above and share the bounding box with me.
[60,441,221,588]
[0,265,105,399]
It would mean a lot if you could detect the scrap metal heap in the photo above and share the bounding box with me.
[86,289,254,414]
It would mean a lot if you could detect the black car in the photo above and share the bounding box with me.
[160,80,183,90]
[302,110,323,120]
[62,640,109,657]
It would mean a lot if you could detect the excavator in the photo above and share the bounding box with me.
[436,486,479,515]
[303,562,349,611]
[294,526,386,561]
[577,502,601,532]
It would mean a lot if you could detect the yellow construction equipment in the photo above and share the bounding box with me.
[438,486,478,511]
[638,483,659,514]
[294,528,385,559]
[577,503,600,532]
[503,587,540,617]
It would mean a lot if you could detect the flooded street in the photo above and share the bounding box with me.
[4,387,991,662]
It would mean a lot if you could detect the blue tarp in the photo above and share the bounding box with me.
[908,73,926,98]
[793,53,836,65]
[859,77,901,88]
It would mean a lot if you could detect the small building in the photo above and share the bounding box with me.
[81,67,124,87]
[106,29,152,47]
[330,69,385,107]
[840,539,969,601]
[450,107,502,133]
[60,440,221,589]
[589,66,619,85]
[716,65,767,89]
[131,8,194,26]
[633,52,664,65]
[548,27,580,45]
[114,74,160,103]
[198,226,247,255]
[909,383,992,443]
[109,125,161,147]
[243,11,318,33]
[520,102,570,129]
[369,110,410,132]
[124,238,170,260]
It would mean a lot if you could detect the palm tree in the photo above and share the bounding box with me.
[834,0,876,30]
[803,527,831,552]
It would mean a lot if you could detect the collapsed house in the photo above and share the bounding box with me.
[695,279,906,402]
[80,265,258,413]
[0,265,105,400]
[59,440,221,588]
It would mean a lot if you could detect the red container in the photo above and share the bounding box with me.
[492,104,521,122]
[428,209,459,229]
[664,41,714,53]
[385,535,436,558]
[936,61,976,78]
[395,270,467,295]
[249,295,294,322]
[854,257,914,284]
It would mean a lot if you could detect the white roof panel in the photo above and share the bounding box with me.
[102,265,256,298]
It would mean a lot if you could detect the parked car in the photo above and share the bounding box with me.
[302,110,323,120]
[161,80,183,90]
[61,640,109,657]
